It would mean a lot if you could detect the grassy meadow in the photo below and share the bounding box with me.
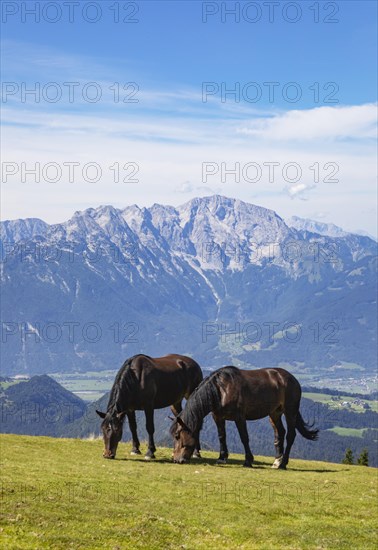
[0,434,377,549]
[302,392,378,413]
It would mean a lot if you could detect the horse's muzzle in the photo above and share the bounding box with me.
[174,457,188,464]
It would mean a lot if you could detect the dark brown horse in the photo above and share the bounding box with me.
[171,366,318,469]
[96,354,203,460]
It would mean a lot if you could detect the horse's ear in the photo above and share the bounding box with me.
[176,417,189,431]
[116,411,127,420]
[96,410,106,419]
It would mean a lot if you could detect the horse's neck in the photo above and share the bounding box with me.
[183,383,214,432]
[108,386,127,415]
[110,364,138,414]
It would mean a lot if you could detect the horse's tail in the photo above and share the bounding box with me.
[296,411,319,441]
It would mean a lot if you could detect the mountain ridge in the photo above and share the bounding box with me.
[2,194,376,242]
[1,195,376,377]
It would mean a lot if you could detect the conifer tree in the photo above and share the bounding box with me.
[342,448,354,465]
[357,448,369,466]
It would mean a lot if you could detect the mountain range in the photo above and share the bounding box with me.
[1,195,376,378]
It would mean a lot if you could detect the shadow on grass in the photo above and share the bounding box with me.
[287,467,343,473]
[114,456,341,472]
[116,457,174,464]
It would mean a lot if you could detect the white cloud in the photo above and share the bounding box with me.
[1,42,376,236]
[285,182,317,200]
[238,104,377,141]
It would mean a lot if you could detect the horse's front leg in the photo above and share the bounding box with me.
[213,414,228,464]
[193,429,202,459]
[144,408,156,460]
[193,416,204,459]
[127,411,141,455]
[170,401,182,417]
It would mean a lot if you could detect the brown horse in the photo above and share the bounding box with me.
[96,354,203,460]
[171,366,318,469]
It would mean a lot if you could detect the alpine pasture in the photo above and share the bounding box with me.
[1,434,377,549]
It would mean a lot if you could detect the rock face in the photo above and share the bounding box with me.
[286,216,351,239]
[286,216,377,242]
[1,195,376,376]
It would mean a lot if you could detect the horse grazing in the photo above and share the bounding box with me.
[171,366,318,469]
[96,354,203,460]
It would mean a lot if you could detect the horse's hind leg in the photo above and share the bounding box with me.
[127,411,141,455]
[235,419,254,468]
[280,411,297,469]
[213,415,229,464]
[269,413,286,469]
[144,408,156,460]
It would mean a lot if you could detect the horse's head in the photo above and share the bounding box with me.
[170,416,196,464]
[96,410,126,459]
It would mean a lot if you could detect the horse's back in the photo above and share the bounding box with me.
[241,367,300,388]
[154,354,202,373]
[217,366,301,419]
[119,353,203,409]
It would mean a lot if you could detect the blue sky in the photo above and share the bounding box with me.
[1,1,377,236]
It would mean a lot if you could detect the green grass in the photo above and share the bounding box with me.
[303,392,378,413]
[49,371,117,402]
[1,435,377,549]
[326,427,368,438]
[0,381,22,390]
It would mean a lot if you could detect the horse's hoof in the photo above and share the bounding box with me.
[272,457,283,469]
[144,454,156,461]
[278,463,287,470]
[216,458,227,465]
[193,452,201,459]
[130,450,141,456]
[243,462,252,468]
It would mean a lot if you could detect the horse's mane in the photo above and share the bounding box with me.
[171,366,240,433]
[106,354,150,416]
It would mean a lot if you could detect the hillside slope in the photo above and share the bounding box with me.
[0,375,86,436]
[1,435,377,550]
